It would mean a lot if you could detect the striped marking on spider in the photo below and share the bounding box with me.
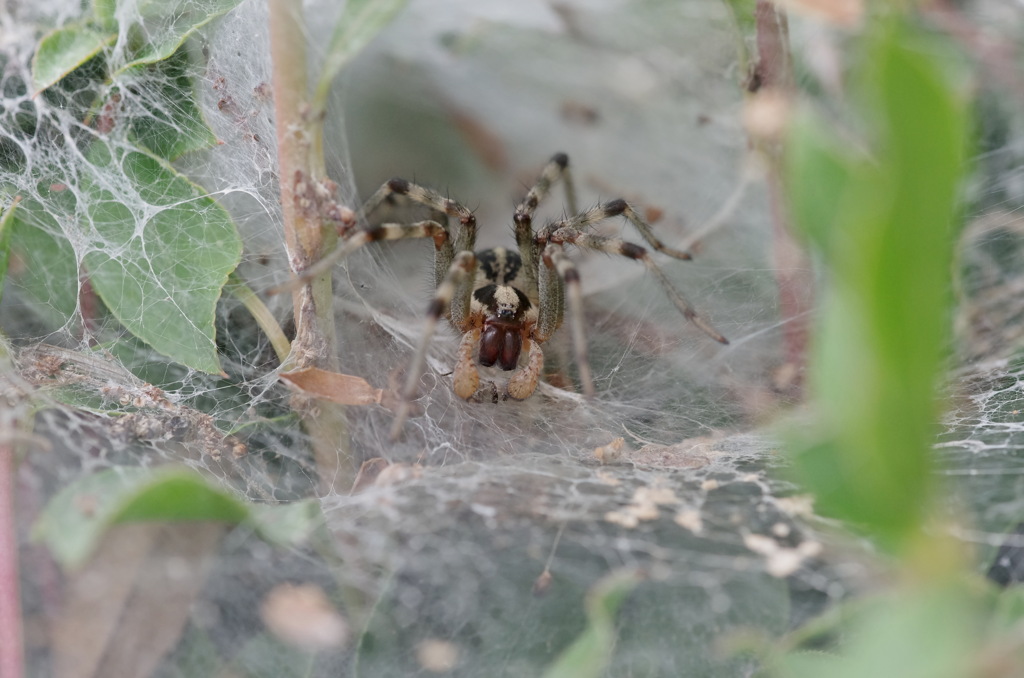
[306,153,728,438]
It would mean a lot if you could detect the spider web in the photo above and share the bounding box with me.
[4,0,1022,676]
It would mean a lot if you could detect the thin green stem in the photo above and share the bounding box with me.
[226,273,291,364]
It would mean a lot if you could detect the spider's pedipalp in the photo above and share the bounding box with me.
[507,338,544,400]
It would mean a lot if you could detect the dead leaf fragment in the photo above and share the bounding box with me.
[743,88,791,141]
[743,533,823,578]
[416,639,461,673]
[280,367,387,406]
[374,462,423,487]
[594,437,625,465]
[674,509,703,534]
[350,458,391,494]
[260,583,349,651]
[775,0,863,26]
[532,569,554,597]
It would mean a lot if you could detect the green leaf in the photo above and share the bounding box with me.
[783,107,855,252]
[33,467,323,568]
[129,49,217,160]
[33,467,247,567]
[778,586,979,678]
[31,24,114,95]
[105,0,245,72]
[0,197,20,304]
[783,18,971,548]
[248,500,325,548]
[311,0,408,115]
[6,194,80,330]
[543,569,640,678]
[80,145,240,374]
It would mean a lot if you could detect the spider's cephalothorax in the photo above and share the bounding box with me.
[472,248,534,371]
[309,153,728,437]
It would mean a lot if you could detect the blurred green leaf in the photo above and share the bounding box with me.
[778,586,979,678]
[33,467,246,567]
[31,24,114,94]
[311,0,408,114]
[985,585,1024,635]
[34,466,324,568]
[83,144,241,374]
[784,17,971,547]
[783,108,855,251]
[543,569,640,678]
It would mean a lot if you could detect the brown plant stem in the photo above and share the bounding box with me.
[0,438,24,678]
[752,0,813,393]
[268,0,354,490]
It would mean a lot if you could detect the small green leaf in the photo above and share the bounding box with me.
[109,0,245,71]
[92,0,117,32]
[82,145,241,374]
[249,500,324,548]
[311,0,408,114]
[543,569,640,678]
[129,49,217,160]
[31,24,114,95]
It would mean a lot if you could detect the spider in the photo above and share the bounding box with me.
[307,153,728,436]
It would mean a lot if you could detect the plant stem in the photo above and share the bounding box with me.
[752,0,812,394]
[268,0,354,491]
[0,440,23,678]
[227,274,291,364]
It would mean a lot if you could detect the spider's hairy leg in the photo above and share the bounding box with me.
[548,199,692,261]
[515,152,578,221]
[551,228,729,344]
[542,244,595,398]
[273,221,449,292]
[361,178,477,255]
[514,153,577,292]
[507,338,544,400]
[389,250,477,440]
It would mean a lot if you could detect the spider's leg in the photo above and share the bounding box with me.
[389,250,477,440]
[514,153,577,294]
[550,228,729,344]
[275,221,449,292]
[543,200,692,261]
[541,243,595,398]
[361,178,477,256]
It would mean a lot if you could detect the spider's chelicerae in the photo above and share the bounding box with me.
[318,153,728,435]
